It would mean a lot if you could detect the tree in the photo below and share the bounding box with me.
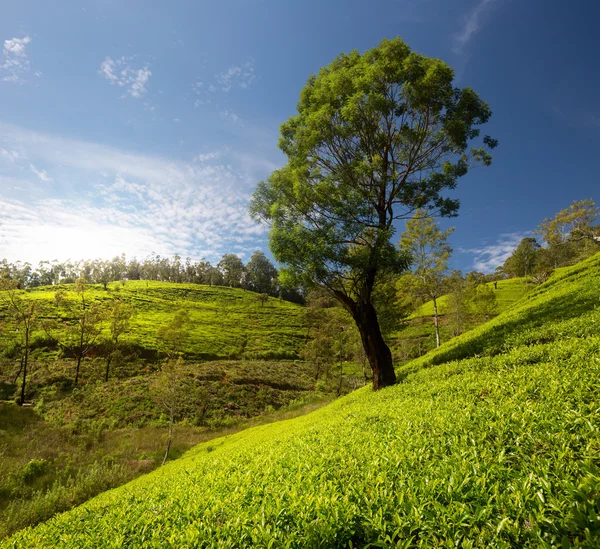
[504,237,540,278]
[151,357,186,465]
[536,199,599,267]
[0,279,39,405]
[43,278,103,385]
[218,254,245,288]
[443,270,472,337]
[246,251,278,294]
[468,282,498,321]
[157,309,190,358]
[250,37,496,389]
[102,299,134,381]
[399,209,454,347]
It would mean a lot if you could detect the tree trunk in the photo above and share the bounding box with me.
[353,300,396,390]
[433,296,441,348]
[162,410,173,465]
[75,354,82,385]
[19,331,29,406]
[105,355,112,382]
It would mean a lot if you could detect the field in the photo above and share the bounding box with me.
[5,253,600,548]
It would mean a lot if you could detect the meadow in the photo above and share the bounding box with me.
[5,253,599,548]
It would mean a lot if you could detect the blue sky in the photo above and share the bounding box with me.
[0,0,598,273]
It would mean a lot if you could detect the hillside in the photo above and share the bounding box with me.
[5,280,306,361]
[7,252,600,547]
[0,281,336,539]
[391,276,537,361]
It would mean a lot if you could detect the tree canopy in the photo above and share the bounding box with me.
[250,37,496,389]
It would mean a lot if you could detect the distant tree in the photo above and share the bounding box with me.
[157,309,191,358]
[536,199,599,267]
[246,251,278,294]
[531,247,554,285]
[44,278,104,385]
[257,293,269,307]
[0,279,39,405]
[443,270,472,336]
[218,254,245,288]
[399,209,454,347]
[468,282,498,321]
[504,237,540,278]
[102,299,134,381]
[301,307,359,392]
[91,260,112,290]
[151,357,186,465]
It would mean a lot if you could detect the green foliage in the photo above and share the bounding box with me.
[7,253,600,548]
[250,36,495,388]
[536,198,599,266]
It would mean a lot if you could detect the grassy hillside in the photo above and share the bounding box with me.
[3,280,306,361]
[391,276,536,361]
[7,252,600,548]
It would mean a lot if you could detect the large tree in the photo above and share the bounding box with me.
[250,37,495,389]
[217,254,245,288]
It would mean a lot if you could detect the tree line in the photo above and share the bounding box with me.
[500,199,599,282]
[0,251,302,303]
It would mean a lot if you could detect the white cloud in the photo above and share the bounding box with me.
[1,35,33,83]
[0,123,274,264]
[453,0,497,54]
[216,60,256,92]
[192,60,256,107]
[4,36,31,56]
[193,151,221,163]
[0,147,22,162]
[99,56,152,99]
[220,110,242,124]
[460,231,530,273]
[29,163,51,182]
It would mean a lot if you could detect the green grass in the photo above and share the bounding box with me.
[5,253,600,547]
[390,276,547,361]
[406,276,531,321]
[2,280,307,361]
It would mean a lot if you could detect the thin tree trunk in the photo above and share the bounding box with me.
[13,357,23,385]
[162,410,173,465]
[105,355,112,382]
[337,357,343,396]
[19,330,29,406]
[75,354,82,385]
[433,296,441,348]
[353,300,396,390]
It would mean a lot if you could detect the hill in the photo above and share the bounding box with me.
[4,280,306,361]
[0,281,342,539]
[391,276,539,361]
[7,252,600,547]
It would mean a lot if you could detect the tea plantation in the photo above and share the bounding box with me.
[5,253,600,548]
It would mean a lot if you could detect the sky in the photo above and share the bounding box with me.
[0,0,599,273]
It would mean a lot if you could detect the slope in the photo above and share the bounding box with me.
[6,280,306,360]
[4,253,600,548]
